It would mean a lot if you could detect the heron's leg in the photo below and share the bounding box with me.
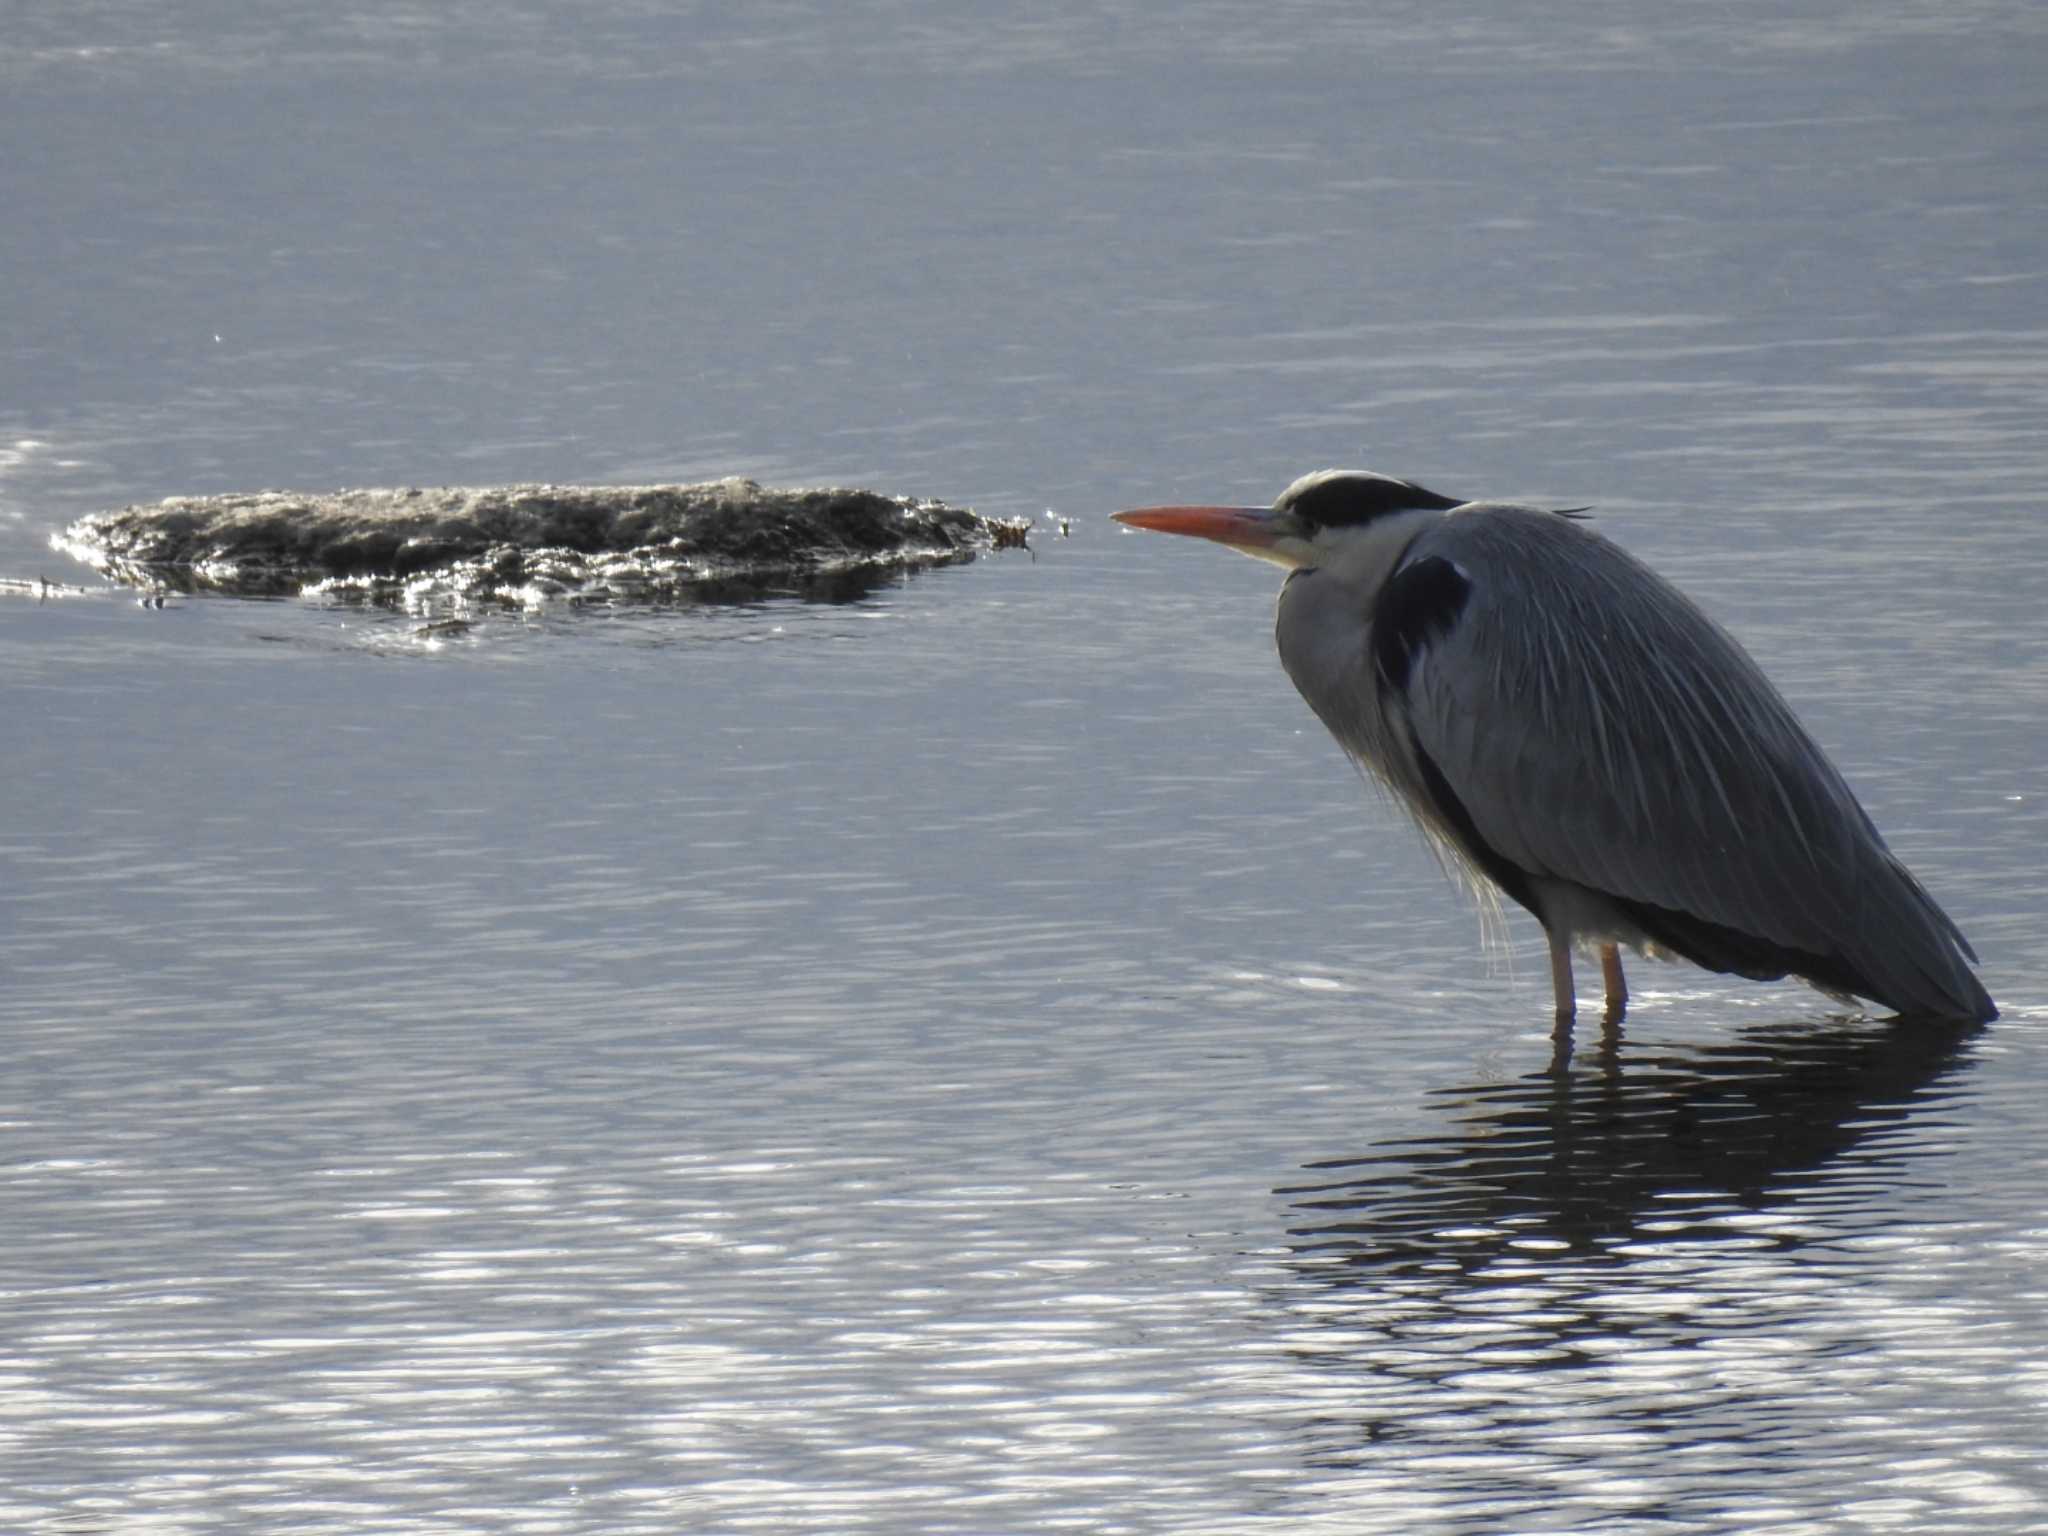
[1600,943,1628,1024]
[1548,932,1576,1023]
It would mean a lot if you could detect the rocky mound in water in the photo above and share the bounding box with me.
[55,478,1015,604]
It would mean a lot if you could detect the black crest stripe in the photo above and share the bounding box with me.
[1285,474,1463,529]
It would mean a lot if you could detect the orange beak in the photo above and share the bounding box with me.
[1111,505,1283,551]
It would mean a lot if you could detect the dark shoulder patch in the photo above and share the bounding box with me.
[1281,471,1464,530]
[1371,556,1471,694]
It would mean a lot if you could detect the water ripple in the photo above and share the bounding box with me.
[1258,1019,2048,1533]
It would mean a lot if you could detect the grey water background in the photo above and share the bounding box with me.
[4,2,2047,1531]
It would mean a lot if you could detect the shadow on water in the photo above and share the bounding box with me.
[1282,1014,1985,1282]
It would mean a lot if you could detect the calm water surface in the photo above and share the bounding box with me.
[4,4,2046,1532]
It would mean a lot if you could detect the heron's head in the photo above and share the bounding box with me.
[1113,469,1463,570]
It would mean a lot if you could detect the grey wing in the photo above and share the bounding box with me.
[1383,508,1990,1019]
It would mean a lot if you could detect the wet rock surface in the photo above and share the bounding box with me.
[55,479,1009,605]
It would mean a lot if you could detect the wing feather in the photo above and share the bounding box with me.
[1333,506,1989,1019]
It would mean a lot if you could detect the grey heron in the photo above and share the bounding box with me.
[1113,470,1995,1025]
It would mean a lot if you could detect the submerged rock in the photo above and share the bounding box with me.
[54,478,1014,605]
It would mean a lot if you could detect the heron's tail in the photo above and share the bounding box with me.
[1844,854,1996,1023]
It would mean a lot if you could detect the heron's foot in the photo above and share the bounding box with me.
[1548,1007,1575,1075]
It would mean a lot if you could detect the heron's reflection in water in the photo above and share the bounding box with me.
[1284,1015,1983,1280]
[1267,1017,1989,1519]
